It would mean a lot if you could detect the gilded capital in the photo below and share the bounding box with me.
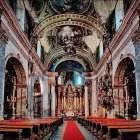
[132,28,140,45]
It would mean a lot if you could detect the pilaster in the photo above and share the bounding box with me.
[132,28,140,119]
[51,84,55,116]
[84,85,89,117]
[0,7,8,120]
[27,77,34,118]
[91,79,98,116]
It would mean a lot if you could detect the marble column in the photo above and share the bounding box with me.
[27,75,35,118]
[79,93,82,114]
[91,79,98,116]
[0,22,8,119]
[57,91,61,115]
[0,42,6,120]
[63,92,66,110]
[41,76,49,118]
[62,95,64,110]
[132,28,140,119]
[51,84,55,116]
[85,86,89,116]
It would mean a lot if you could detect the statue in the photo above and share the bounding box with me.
[66,79,73,87]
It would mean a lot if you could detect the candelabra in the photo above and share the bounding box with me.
[7,95,17,119]
[124,77,134,119]
[7,95,16,109]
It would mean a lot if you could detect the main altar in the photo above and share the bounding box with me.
[56,83,84,117]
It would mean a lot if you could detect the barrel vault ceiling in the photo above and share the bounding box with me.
[24,0,118,72]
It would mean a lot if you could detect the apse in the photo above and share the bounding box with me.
[55,60,85,86]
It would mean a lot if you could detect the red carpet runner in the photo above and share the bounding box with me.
[63,121,86,140]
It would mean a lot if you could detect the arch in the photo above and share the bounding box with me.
[34,14,107,39]
[4,57,27,119]
[55,60,85,74]
[53,57,87,72]
[5,53,27,85]
[113,56,137,119]
[45,47,95,71]
[114,54,135,86]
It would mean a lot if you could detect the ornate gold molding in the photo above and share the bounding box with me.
[45,47,95,71]
[34,14,107,39]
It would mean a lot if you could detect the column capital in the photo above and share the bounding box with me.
[132,28,140,45]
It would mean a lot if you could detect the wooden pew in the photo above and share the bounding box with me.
[0,117,63,139]
[0,128,22,140]
[0,125,33,139]
[118,128,140,140]
[82,118,132,139]
[106,125,140,140]
[92,120,140,139]
[0,121,41,139]
[78,116,140,140]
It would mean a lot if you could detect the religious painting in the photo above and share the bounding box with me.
[55,60,85,74]
[55,26,83,47]
[49,0,91,13]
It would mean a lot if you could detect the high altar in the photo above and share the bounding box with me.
[56,83,84,117]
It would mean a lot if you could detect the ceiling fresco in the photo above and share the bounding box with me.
[55,26,83,46]
[48,0,92,13]
[25,0,118,72]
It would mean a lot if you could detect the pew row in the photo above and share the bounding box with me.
[0,117,63,139]
[78,116,140,140]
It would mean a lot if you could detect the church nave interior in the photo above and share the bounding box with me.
[0,0,140,139]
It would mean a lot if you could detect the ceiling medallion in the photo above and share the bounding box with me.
[48,0,92,14]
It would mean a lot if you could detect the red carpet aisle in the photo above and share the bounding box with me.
[63,121,86,140]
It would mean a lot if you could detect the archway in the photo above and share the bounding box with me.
[33,80,41,118]
[4,57,27,119]
[55,60,85,117]
[114,57,137,119]
[55,60,85,86]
